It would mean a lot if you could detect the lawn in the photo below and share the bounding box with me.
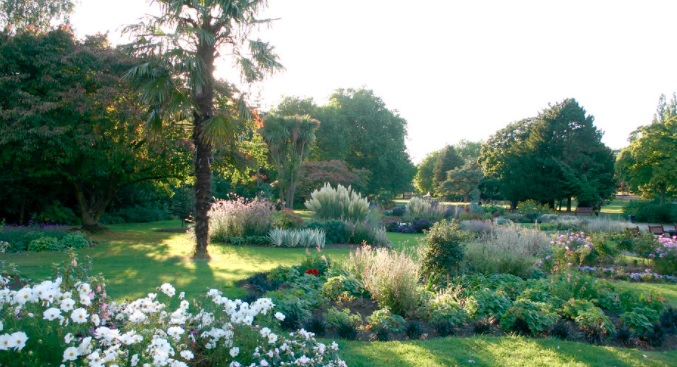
[2,221,676,367]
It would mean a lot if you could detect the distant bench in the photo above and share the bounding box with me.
[574,207,595,216]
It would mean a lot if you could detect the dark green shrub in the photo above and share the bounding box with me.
[551,319,571,340]
[112,205,172,223]
[326,307,360,340]
[367,308,406,333]
[304,314,327,336]
[621,307,660,335]
[472,319,492,334]
[660,307,677,335]
[624,200,677,223]
[500,299,558,336]
[467,289,512,321]
[420,220,466,281]
[322,275,368,300]
[374,325,391,341]
[61,232,90,249]
[405,320,423,340]
[35,201,79,225]
[517,200,552,223]
[614,327,633,346]
[28,236,64,252]
[640,324,666,347]
[306,220,348,244]
[433,319,455,337]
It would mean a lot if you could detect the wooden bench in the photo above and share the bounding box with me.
[624,226,640,236]
[648,225,665,236]
[574,207,595,216]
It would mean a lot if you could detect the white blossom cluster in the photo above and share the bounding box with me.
[0,276,346,366]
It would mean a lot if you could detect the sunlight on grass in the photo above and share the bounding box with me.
[613,281,677,306]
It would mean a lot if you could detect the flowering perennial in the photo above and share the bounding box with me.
[0,274,345,366]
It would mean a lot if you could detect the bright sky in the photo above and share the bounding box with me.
[70,0,677,163]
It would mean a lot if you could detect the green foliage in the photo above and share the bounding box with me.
[0,0,74,32]
[517,200,553,222]
[575,306,616,343]
[305,183,370,222]
[260,114,320,208]
[616,94,677,204]
[35,201,79,225]
[60,232,90,250]
[432,145,464,197]
[500,299,558,335]
[621,306,660,335]
[367,308,407,333]
[420,220,466,281]
[466,289,512,321]
[305,220,348,244]
[27,236,62,252]
[425,289,469,329]
[623,200,677,223]
[109,205,173,224]
[311,88,416,195]
[437,161,484,201]
[414,150,442,194]
[325,307,362,329]
[322,274,368,301]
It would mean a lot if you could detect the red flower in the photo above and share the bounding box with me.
[305,268,319,276]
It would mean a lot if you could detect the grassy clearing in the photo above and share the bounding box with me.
[613,280,677,306]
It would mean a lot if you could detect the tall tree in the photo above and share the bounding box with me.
[617,94,677,204]
[432,145,464,196]
[125,0,282,259]
[260,114,320,208]
[0,30,190,228]
[312,88,416,195]
[0,0,74,32]
[413,149,442,195]
[437,161,483,202]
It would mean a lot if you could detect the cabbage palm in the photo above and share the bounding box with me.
[124,0,282,259]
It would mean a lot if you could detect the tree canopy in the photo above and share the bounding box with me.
[616,94,677,204]
[0,29,191,228]
[0,0,74,32]
[480,99,616,209]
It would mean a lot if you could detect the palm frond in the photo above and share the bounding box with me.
[200,114,242,147]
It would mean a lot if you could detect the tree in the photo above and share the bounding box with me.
[437,161,484,202]
[125,0,282,259]
[480,99,616,210]
[0,30,190,228]
[0,0,74,32]
[617,94,677,204]
[260,114,320,208]
[455,139,482,163]
[312,88,416,195]
[432,145,464,197]
[413,149,442,194]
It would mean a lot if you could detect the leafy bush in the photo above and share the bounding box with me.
[576,306,616,344]
[326,307,361,339]
[549,231,595,270]
[420,220,466,282]
[267,228,326,248]
[271,208,304,229]
[425,288,469,329]
[0,225,80,253]
[34,201,79,225]
[367,307,407,333]
[466,289,512,321]
[390,206,406,217]
[27,236,63,252]
[305,183,369,222]
[624,200,677,223]
[500,299,558,336]
[621,306,660,335]
[517,199,553,222]
[306,220,348,244]
[60,232,90,250]
[342,246,422,316]
[209,196,275,241]
[652,236,677,275]
[322,274,368,301]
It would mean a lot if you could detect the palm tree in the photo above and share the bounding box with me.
[124,0,282,259]
[260,115,320,208]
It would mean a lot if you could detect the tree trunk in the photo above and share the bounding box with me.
[74,182,112,232]
[566,197,572,212]
[191,42,216,260]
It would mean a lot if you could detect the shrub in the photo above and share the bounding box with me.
[271,208,304,229]
[27,236,63,252]
[549,231,595,270]
[500,299,558,336]
[405,320,423,339]
[576,307,616,344]
[342,246,422,316]
[390,206,406,217]
[304,314,327,336]
[111,204,173,223]
[425,288,469,329]
[0,225,76,253]
[267,228,326,248]
[306,220,348,244]
[209,196,275,241]
[305,183,369,222]
[517,199,553,222]
[620,306,660,335]
[322,275,368,301]
[61,232,90,249]
[420,220,466,282]
[34,201,79,225]
[551,319,571,340]
[326,307,361,339]
[367,307,407,333]
[466,289,512,321]
[624,200,677,223]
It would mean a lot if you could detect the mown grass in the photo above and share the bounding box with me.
[2,221,676,366]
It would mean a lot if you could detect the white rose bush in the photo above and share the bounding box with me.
[0,252,346,366]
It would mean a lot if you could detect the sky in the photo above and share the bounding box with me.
[70,0,677,163]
